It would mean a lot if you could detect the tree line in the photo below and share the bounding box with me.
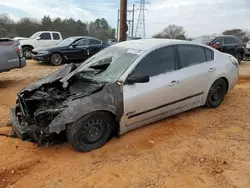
[0,14,116,42]
[153,24,250,42]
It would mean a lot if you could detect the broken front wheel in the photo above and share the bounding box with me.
[66,112,115,152]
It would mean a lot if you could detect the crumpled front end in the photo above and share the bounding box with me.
[11,84,69,145]
[10,63,105,145]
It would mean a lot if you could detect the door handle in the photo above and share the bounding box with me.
[169,80,180,86]
[208,68,216,72]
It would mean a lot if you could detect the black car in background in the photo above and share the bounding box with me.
[31,36,109,65]
[192,35,245,63]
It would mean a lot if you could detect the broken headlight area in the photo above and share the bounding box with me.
[13,82,69,145]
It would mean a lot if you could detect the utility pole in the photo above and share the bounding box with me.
[135,0,149,38]
[119,0,127,42]
[117,4,135,40]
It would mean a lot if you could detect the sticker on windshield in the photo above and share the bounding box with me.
[127,49,144,55]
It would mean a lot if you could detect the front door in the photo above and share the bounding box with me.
[67,39,90,61]
[37,32,53,47]
[123,46,183,128]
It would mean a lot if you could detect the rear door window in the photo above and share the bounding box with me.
[52,33,60,40]
[177,45,206,68]
[224,37,235,45]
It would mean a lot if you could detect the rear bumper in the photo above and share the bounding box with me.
[20,57,26,68]
[245,49,250,55]
[32,54,50,63]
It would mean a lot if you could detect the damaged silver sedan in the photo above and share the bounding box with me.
[10,39,239,152]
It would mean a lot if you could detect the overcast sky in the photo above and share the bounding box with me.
[0,0,249,38]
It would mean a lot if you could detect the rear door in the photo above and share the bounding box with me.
[0,40,20,72]
[174,45,215,108]
[87,39,103,56]
[51,32,61,45]
[223,37,236,56]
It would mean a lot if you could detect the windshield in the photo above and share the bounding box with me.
[74,46,144,83]
[192,36,216,44]
[30,32,40,39]
[57,37,78,46]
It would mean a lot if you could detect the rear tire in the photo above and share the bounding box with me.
[67,112,115,152]
[23,47,33,59]
[235,52,243,64]
[205,78,227,108]
[50,53,63,66]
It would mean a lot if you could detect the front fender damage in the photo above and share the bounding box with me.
[49,83,123,134]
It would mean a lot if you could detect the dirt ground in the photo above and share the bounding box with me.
[0,60,250,188]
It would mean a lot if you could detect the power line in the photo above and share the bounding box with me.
[135,0,149,38]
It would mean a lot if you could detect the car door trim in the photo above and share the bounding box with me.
[127,92,204,119]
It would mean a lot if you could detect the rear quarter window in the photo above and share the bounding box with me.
[204,48,214,62]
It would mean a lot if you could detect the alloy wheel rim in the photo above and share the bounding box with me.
[51,54,62,65]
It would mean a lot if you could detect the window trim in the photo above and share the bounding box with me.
[38,32,52,40]
[126,45,178,80]
[175,44,208,69]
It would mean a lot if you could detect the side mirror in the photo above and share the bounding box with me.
[213,42,221,47]
[127,74,150,85]
[36,36,41,40]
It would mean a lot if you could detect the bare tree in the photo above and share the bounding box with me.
[223,29,249,42]
[153,24,186,39]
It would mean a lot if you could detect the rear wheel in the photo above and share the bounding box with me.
[50,53,63,66]
[67,112,115,152]
[205,78,227,108]
[23,47,33,59]
[235,52,243,64]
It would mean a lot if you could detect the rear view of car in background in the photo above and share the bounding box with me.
[0,38,26,73]
[192,35,245,63]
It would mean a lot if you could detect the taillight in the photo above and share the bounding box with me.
[229,56,239,68]
[14,45,23,57]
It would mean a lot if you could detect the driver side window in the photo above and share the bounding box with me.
[132,46,176,78]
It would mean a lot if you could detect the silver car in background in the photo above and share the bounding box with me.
[0,38,26,73]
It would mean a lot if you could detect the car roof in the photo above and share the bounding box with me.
[113,38,196,51]
[66,36,102,41]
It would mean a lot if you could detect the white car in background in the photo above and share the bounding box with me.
[14,31,63,59]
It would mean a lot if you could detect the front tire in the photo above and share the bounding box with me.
[67,112,115,152]
[205,78,227,108]
[50,53,63,66]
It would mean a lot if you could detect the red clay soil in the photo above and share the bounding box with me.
[0,61,250,188]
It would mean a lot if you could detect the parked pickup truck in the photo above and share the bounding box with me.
[14,31,63,59]
[0,38,26,73]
